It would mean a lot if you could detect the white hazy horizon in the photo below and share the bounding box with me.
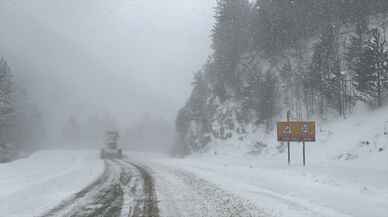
[0,0,216,149]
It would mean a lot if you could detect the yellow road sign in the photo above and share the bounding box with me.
[277,121,316,142]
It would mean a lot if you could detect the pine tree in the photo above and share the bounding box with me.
[259,69,279,131]
[0,58,15,143]
[279,61,293,112]
[0,58,14,119]
[243,71,261,121]
[309,24,342,116]
[354,28,388,107]
[243,68,279,129]
[211,0,251,96]
[0,58,17,162]
[12,91,45,151]
[251,0,297,55]
[345,16,368,107]
[190,71,210,122]
[175,70,212,153]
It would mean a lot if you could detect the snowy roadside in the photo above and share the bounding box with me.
[128,151,388,217]
[130,105,388,217]
[0,150,104,217]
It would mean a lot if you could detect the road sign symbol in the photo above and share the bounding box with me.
[283,126,291,135]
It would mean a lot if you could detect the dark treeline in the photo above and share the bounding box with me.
[0,58,45,162]
[176,0,388,154]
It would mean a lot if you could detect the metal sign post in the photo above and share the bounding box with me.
[301,123,309,167]
[303,141,306,166]
[288,141,291,165]
[287,111,291,165]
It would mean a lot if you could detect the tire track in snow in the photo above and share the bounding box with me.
[39,159,158,217]
[130,163,160,217]
[138,162,267,217]
[39,160,116,217]
[119,159,160,217]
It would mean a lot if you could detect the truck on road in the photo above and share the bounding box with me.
[100,131,123,159]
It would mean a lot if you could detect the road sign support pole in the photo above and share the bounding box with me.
[288,142,290,165]
[287,110,291,166]
[303,141,306,167]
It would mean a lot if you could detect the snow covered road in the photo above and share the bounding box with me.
[129,152,388,217]
[1,150,386,217]
[40,159,159,217]
[0,151,104,217]
[138,162,266,217]
[38,156,264,217]
[0,151,265,217]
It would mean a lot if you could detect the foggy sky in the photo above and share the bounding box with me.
[0,0,215,137]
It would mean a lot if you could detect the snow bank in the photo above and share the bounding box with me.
[0,150,104,217]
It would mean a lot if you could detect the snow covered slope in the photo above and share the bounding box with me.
[200,105,388,168]
[130,106,388,217]
[0,150,103,217]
